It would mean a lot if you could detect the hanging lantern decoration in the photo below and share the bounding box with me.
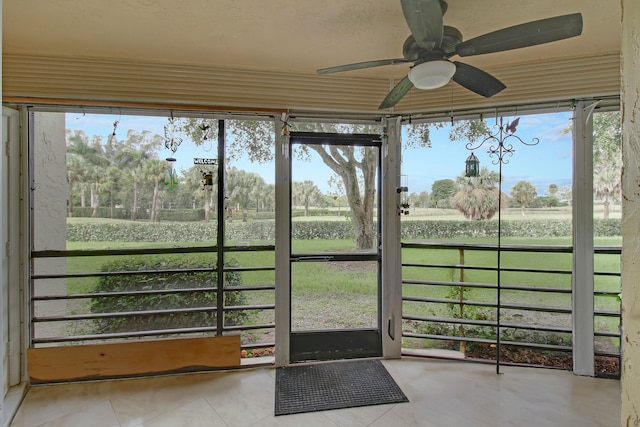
[165,157,178,190]
[465,152,480,177]
[201,170,214,190]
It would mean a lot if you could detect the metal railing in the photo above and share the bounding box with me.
[30,245,276,356]
[401,241,621,377]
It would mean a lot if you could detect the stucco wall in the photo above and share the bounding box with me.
[32,112,67,340]
[621,0,640,425]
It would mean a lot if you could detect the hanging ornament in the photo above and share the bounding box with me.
[164,157,178,190]
[201,170,214,190]
[164,117,183,154]
[108,120,119,145]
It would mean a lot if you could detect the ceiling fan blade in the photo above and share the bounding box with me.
[455,13,583,57]
[401,0,444,50]
[452,61,506,97]
[379,76,414,109]
[317,58,410,75]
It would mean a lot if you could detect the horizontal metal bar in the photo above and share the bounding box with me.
[223,323,275,332]
[33,284,274,301]
[33,265,278,281]
[402,279,572,294]
[403,263,573,275]
[403,263,496,272]
[32,244,275,258]
[291,256,334,262]
[33,306,220,322]
[32,287,219,301]
[33,326,276,346]
[32,267,217,280]
[33,303,274,323]
[594,271,622,277]
[291,252,379,262]
[403,314,573,334]
[403,331,495,344]
[241,342,275,350]
[223,245,275,252]
[32,326,222,343]
[32,246,220,258]
[402,242,620,255]
[500,341,572,352]
[223,285,275,292]
[403,296,572,314]
[595,331,621,338]
[595,351,621,358]
[403,331,573,352]
[224,266,275,273]
[404,314,496,328]
[224,304,274,312]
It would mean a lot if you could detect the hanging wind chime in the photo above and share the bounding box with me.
[164,157,178,190]
[164,116,182,190]
[464,114,539,374]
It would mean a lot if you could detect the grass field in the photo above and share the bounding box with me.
[56,214,621,356]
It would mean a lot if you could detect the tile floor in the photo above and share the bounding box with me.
[9,358,620,427]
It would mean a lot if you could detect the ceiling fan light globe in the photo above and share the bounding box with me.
[408,60,456,89]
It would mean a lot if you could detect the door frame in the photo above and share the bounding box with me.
[274,118,403,367]
[287,131,382,363]
[2,106,25,395]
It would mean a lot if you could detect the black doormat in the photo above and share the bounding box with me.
[275,360,408,416]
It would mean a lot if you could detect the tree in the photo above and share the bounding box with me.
[292,180,324,216]
[510,180,537,216]
[594,156,622,219]
[181,118,489,250]
[111,130,162,220]
[564,111,622,216]
[328,173,346,215]
[431,179,455,208]
[557,185,572,206]
[593,111,622,218]
[450,167,505,220]
[142,159,167,222]
[415,191,430,209]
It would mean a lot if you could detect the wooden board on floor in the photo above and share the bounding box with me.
[27,335,241,383]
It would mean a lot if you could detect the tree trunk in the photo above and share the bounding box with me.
[150,180,160,222]
[91,184,98,217]
[68,180,74,217]
[204,187,211,222]
[131,182,138,221]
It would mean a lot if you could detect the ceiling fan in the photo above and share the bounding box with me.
[316,0,583,109]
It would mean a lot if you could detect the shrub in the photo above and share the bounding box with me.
[67,218,622,243]
[90,255,248,334]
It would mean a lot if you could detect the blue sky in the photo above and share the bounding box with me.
[401,112,573,195]
[66,111,573,197]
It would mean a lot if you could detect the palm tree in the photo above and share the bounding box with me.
[115,148,151,221]
[293,180,324,217]
[142,159,167,222]
[594,155,622,219]
[451,167,505,220]
[510,180,537,216]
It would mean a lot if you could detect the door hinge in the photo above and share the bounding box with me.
[5,241,11,257]
[5,140,9,156]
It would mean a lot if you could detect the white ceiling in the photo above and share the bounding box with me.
[3,0,621,81]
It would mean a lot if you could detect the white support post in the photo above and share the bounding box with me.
[572,101,595,376]
[274,114,290,367]
[382,116,403,358]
